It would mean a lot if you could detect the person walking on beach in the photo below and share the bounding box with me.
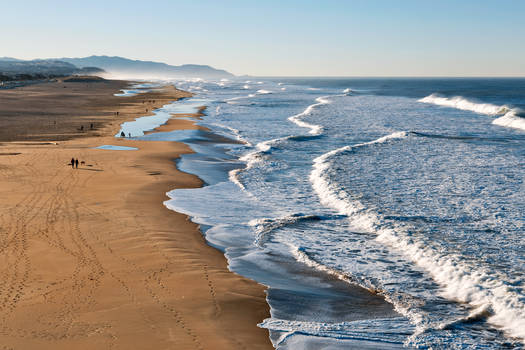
[75,159,79,169]
[71,157,75,169]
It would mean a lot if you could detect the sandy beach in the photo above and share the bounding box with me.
[0,79,271,349]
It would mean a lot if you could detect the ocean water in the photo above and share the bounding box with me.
[132,78,525,349]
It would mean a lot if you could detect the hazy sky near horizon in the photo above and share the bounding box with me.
[3,0,525,76]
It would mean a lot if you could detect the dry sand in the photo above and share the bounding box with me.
[0,79,271,349]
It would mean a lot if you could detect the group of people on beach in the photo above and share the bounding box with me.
[70,158,80,169]
[78,123,95,132]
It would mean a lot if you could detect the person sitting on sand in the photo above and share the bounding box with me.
[120,131,125,137]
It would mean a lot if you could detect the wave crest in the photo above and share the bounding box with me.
[419,93,525,132]
[288,96,333,135]
[419,94,509,115]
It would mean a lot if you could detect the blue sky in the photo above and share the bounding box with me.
[3,0,524,76]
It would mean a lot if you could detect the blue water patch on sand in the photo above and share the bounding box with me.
[116,97,210,138]
[95,145,138,151]
[114,89,143,97]
[136,129,204,142]
[114,82,163,97]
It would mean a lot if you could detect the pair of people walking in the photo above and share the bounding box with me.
[70,158,79,169]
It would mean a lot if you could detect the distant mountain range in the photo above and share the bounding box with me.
[0,59,103,81]
[0,57,24,62]
[0,56,234,80]
[60,56,234,79]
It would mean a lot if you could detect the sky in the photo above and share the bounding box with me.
[2,0,525,76]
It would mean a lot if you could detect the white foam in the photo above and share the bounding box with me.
[492,112,525,131]
[419,94,525,132]
[226,94,255,104]
[343,88,352,94]
[229,138,280,190]
[229,95,335,191]
[309,131,525,342]
[243,84,250,89]
[419,93,508,115]
[257,89,272,94]
[228,168,245,190]
[288,96,333,135]
[250,215,321,248]
[216,124,252,146]
[260,316,409,349]
[290,245,378,293]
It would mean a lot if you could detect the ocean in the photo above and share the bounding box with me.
[122,78,525,349]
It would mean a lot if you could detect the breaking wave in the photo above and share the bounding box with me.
[288,96,333,135]
[309,131,525,342]
[419,94,525,132]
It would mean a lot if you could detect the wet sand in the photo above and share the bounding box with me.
[0,78,271,349]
